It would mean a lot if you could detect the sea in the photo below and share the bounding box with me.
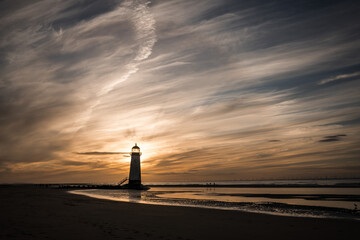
[69,179,360,220]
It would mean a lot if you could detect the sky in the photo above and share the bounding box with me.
[1,0,360,183]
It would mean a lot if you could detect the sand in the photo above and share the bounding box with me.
[1,185,358,240]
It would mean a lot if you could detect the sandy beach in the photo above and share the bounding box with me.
[1,185,359,240]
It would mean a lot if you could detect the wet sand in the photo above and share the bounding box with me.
[1,185,359,240]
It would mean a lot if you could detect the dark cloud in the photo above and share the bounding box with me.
[319,138,340,142]
[319,134,347,142]
[76,152,129,155]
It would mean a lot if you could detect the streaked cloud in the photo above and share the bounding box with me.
[76,152,130,155]
[318,134,347,142]
[318,71,360,85]
[1,0,360,183]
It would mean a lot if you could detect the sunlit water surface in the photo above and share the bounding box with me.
[69,180,360,220]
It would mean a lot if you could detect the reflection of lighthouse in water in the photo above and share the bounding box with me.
[129,143,141,186]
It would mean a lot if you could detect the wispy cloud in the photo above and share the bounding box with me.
[318,71,360,85]
[1,0,360,183]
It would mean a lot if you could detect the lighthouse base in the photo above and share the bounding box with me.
[128,180,141,185]
[122,183,150,190]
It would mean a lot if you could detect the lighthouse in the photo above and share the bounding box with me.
[128,143,141,186]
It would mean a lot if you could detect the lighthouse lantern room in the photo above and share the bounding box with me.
[128,143,141,186]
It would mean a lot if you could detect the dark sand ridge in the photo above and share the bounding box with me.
[1,185,359,240]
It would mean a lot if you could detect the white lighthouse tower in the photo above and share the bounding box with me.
[128,143,141,186]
